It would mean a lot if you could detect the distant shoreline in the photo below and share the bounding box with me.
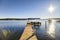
[0,18,60,20]
[0,18,40,20]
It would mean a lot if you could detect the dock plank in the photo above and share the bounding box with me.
[19,23,37,40]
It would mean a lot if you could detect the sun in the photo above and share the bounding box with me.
[48,5,54,13]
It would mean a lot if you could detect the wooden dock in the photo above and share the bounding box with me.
[19,23,37,40]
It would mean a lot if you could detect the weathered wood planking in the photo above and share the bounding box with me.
[19,23,37,40]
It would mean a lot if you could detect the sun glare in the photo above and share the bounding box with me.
[47,20,56,38]
[48,5,55,13]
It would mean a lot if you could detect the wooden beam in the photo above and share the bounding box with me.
[19,23,37,40]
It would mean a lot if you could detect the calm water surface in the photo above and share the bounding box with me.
[0,20,27,40]
[0,20,60,40]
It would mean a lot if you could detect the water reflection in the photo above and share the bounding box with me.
[47,20,56,38]
[0,20,27,40]
[0,19,60,40]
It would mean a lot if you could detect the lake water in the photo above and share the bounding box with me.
[0,20,60,40]
[0,20,27,40]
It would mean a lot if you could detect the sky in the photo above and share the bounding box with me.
[0,0,60,19]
